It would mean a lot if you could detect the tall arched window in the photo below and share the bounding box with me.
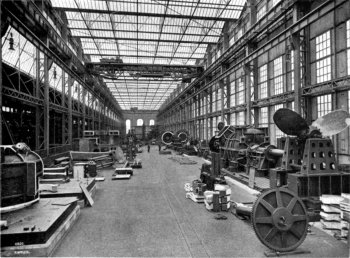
[126,119,131,134]
[137,119,144,126]
[149,119,155,126]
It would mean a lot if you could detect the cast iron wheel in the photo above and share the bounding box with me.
[251,188,308,252]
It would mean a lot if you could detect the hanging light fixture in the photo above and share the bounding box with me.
[240,71,245,83]
[9,32,14,50]
[53,67,57,80]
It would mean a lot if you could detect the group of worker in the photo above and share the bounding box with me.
[147,142,162,152]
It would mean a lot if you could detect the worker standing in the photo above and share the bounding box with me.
[158,143,161,152]
[147,143,150,153]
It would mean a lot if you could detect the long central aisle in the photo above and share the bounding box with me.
[53,146,349,257]
[52,146,261,257]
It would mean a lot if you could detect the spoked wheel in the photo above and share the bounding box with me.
[251,188,308,252]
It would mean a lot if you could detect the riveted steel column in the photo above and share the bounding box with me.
[220,79,225,122]
[68,74,73,146]
[61,69,66,145]
[82,87,86,131]
[44,46,50,156]
[293,4,301,114]
[0,6,2,147]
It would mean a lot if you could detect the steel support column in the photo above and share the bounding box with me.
[0,6,2,148]
[82,87,86,131]
[61,70,66,144]
[222,22,230,52]
[44,49,50,156]
[91,96,94,130]
[205,93,209,141]
[35,49,41,150]
[253,58,259,127]
[220,80,225,123]
[68,75,73,146]
[98,101,101,131]
[292,4,302,114]
[245,64,252,125]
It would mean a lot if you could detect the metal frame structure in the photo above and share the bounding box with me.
[0,1,124,158]
[50,0,246,110]
[157,0,350,157]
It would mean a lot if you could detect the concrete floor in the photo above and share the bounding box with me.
[53,145,349,257]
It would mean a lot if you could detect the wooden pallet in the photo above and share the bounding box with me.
[112,174,131,180]
[186,192,205,203]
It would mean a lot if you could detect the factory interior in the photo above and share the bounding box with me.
[1,0,350,257]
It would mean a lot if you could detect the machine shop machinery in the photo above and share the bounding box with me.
[161,129,199,155]
[163,129,189,146]
[77,130,121,152]
[267,108,350,209]
[209,125,281,177]
[161,131,174,146]
[161,130,193,150]
[245,109,350,253]
[1,143,44,213]
[200,124,280,190]
[169,129,190,150]
[123,133,142,168]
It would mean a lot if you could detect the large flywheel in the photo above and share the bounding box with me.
[251,188,308,252]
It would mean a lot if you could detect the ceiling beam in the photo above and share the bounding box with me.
[69,27,221,37]
[53,7,238,21]
[85,53,203,60]
[105,78,180,82]
[67,20,223,30]
[88,61,202,68]
[74,35,216,44]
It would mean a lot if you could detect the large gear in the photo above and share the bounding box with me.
[251,188,308,252]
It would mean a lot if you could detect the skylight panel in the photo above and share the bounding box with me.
[91,30,114,38]
[84,49,99,55]
[51,0,77,8]
[66,11,82,21]
[71,29,90,37]
[67,19,87,29]
[160,33,179,42]
[90,21,112,30]
[53,0,247,110]
[138,32,159,41]
[75,0,107,10]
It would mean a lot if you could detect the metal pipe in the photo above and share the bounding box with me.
[268,148,284,157]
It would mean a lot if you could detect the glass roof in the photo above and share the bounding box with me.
[51,0,246,110]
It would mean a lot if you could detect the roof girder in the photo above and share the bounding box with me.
[53,7,239,21]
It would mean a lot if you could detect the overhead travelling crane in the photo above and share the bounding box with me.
[86,61,204,82]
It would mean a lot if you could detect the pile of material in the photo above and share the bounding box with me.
[53,156,70,168]
[130,159,142,168]
[168,156,197,165]
[41,166,69,183]
[320,194,349,239]
[340,193,350,238]
[204,184,231,212]
[159,150,172,155]
[185,180,207,203]
[70,151,114,169]
[112,167,133,180]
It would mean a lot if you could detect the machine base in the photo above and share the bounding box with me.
[1,198,80,257]
[264,248,311,257]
